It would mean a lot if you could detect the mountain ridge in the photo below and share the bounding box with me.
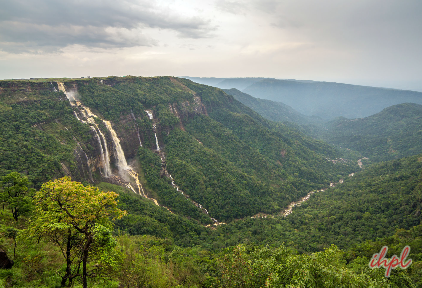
[183,77,422,120]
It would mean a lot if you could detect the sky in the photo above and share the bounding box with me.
[1,0,422,91]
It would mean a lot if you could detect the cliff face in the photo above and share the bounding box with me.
[0,77,208,188]
[1,76,353,223]
[52,78,209,200]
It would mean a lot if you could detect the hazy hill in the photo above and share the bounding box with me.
[183,76,267,90]
[184,77,422,120]
[243,79,422,119]
[222,88,422,163]
[223,88,314,125]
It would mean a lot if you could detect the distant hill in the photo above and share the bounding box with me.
[180,77,228,87]
[182,76,273,90]
[220,87,422,163]
[223,88,315,125]
[321,103,422,162]
[183,77,422,120]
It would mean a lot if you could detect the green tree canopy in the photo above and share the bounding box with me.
[29,177,126,287]
[0,172,34,221]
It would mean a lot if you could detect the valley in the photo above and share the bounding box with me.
[1,76,421,287]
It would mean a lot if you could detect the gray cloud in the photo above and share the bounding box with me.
[0,0,215,52]
[215,0,249,14]
[253,0,422,50]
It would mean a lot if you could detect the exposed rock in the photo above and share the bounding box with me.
[0,248,14,269]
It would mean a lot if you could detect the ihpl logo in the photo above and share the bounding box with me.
[368,246,412,277]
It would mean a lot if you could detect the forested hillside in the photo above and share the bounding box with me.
[0,81,93,186]
[1,76,421,287]
[1,157,421,287]
[321,103,422,162]
[0,76,355,223]
[222,88,422,164]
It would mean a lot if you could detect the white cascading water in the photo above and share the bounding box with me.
[145,108,219,224]
[145,110,160,151]
[58,83,111,177]
[78,107,112,177]
[103,120,145,197]
[58,82,147,196]
[57,82,169,207]
[131,112,142,147]
[73,111,82,122]
[154,132,160,151]
[103,121,128,175]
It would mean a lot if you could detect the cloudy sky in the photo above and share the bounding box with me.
[1,0,421,91]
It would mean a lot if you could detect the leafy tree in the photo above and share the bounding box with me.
[0,226,19,258]
[0,172,34,221]
[29,177,126,287]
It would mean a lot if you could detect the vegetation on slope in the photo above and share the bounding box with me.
[3,76,422,287]
[223,88,422,164]
[56,76,354,221]
[200,153,422,254]
[1,174,420,287]
[0,81,93,187]
[322,103,422,162]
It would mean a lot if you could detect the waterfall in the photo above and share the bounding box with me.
[79,107,112,178]
[58,82,111,177]
[95,127,111,177]
[156,133,217,223]
[89,127,111,177]
[57,82,152,201]
[57,82,77,104]
[145,110,153,120]
[103,120,128,173]
[154,132,160,151]
[145,110,160,151]
[103,120,145,197]
[73,111,82,122]
[131,112,143,147]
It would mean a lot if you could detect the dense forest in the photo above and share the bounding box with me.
[1,173,421,287]
[321,103,422,162]
[1,76,421,287]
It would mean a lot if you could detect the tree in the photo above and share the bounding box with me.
[0,172,34,221]
[29,177,126,287]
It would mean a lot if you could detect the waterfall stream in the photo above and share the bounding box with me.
[58,83,111,177]
[131,112,143,147]
[145,109,219,224]
[57,84,214,215]
[103,120,146,197]
[89,127,111,177]
[58,82,145,196]
[145,110,160,151]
